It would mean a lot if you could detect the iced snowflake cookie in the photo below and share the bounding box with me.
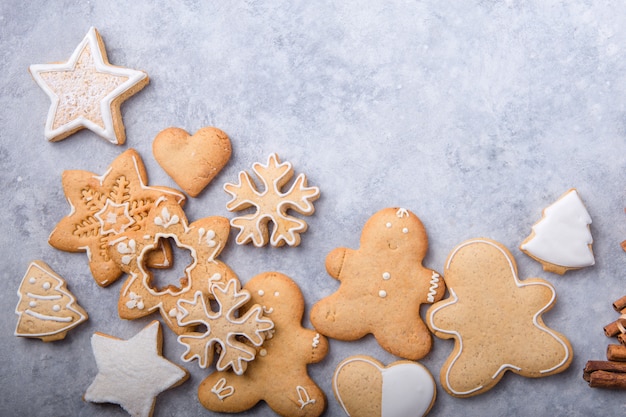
[111,197,237,334]
[427,238,573,397]
[310,208,445,360]
[153,126,232,197]
[520,188,594,275]
[84,321,188,417]
[224,153,320,247]
[333,355,436,417]
[15,260,88,342]
[176,278,274,375]
[198,272,328,417]
[49,149,184,287]
[29,27,148,144]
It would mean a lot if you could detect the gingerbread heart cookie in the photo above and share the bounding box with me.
[310,208,445,360]
[153,127,232,197]
[333,355,436,417]
[427,238,573,397]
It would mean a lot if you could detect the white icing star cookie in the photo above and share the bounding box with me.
[29,27,149,144]
[84,321,188,417]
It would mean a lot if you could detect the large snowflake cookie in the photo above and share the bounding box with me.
[520,188,594,275]
[176,278,274,375]
[48,149,184,287]
[15,260,88,342]
[111,197,237,334]
[310,207,445,360]
[84,320,188,417]
[224,153,320,247]
[29,27,149,144]
[198,272,328,417]
[333,355,436,417]
[427,238,573,397]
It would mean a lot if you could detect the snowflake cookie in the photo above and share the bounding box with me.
[29,27,149,144]
[111,197,236,334]
[15,260,88,342]
[224,153,320,247]
[85,321,188,417]
[49,149,185,287]
[176,278,274,375]
[198,272,328,417]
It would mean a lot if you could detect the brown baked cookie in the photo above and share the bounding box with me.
[198,272,328,417]
[427,238,573,397]
[111,197,236,334]
[48,149,185,287]
[310,208,445,360]
[333,355,436,417]
[153,126,232,197]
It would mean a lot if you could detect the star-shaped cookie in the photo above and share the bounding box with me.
[48,149,185,287]
[84,321,188,417]
[29,27,149,144]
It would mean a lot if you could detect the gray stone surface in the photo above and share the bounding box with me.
[1,1,625,416]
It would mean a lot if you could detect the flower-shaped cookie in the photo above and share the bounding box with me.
[310,208,445,360]
[49,149,185,287]
[427,238,573,397]
[110,197,236,334]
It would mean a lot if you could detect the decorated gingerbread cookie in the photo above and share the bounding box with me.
[224,153,320,247]
[520,188,594,275]
[48,149,184,287]
[310,208,445,360]
[29,27,149,144]
[198,272,328,417]
[153,126,232,197]
[333,355,436,417]
[176,277,275,375]
[111,197,237,334]
[15,260,88,342]
[84,320,188,417]
[427,238,573,397]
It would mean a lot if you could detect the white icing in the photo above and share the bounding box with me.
[26,292,62,301]
[426,271,440,303]
[28,277,36,284]
[211,378,234,401]
[94,200,135,235]
[396,208,410,218]
[428,239,572,396]
[382,272,391,280]
[43,282,51,290]
[258,290,265,296]
[312,333,321,348]
[154,207,180,229]
[296,386,316,409]
[379,290,387,298]
[274,291,280,297]
[402,227,409,234]
[29,301,37,308]
[53,305,61,312]
[386,222,392,228]
[25,309,73,323]
[521,189,594,268]
[28,27,148,144]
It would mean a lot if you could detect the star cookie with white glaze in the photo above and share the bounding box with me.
[29,27,148,144]
[84,320,188,417]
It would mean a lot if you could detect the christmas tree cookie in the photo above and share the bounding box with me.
[15,260,88,342]
[520,188,594,274]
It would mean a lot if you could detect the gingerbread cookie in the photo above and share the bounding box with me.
[198,272,328,417]
[520,188,594,274]
[224,153,320,247]
[84,320,188,417]
[427,238,573,397]
[176,278,275,375]
[153,126,232,197]
[333,355,436,417]
[29,27,149,144]
[111,197,237,334]
[310,208,445,360]
[48,149,185,287]
[15,260,88,342]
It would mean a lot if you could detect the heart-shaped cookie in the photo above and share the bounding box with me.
[153,127,232,197]
[333,355,436,417]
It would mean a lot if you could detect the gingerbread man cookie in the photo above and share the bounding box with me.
[198,272,328,417]
[310,208,445,360]
[427,238,573,397]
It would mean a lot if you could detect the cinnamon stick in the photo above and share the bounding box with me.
[613,295,626,312]
[588,370,626,389]
[603,318,626,337]
[618,333,626,346]
[607,344,626,361]
[584,361,626,381]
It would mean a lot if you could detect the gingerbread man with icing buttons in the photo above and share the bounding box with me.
[198,271,328,417]
[310,207,446,360]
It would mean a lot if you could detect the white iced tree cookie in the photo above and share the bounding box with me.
[15,260,88,342]
[520,188,594,275]
[176,278,274,375]
[224,153,320,247]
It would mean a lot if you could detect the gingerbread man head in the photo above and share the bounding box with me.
[311,207,445,360]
